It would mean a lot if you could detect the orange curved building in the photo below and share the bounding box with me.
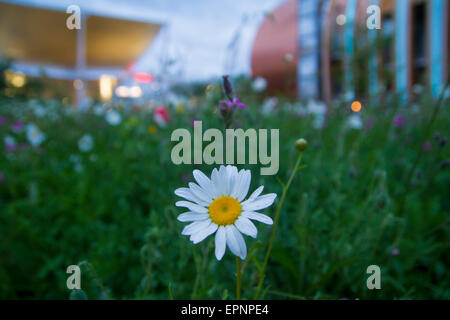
[251,0,298,97]
[251,0,449,101]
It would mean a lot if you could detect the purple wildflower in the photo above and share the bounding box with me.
[219,100,233,109]
[0,116,5,125]
[219,99,246,110]
[233,98,247,109]
[218,75,247,128]
[391,248,400,256]
[393,115,405,128]
[12,121,24,132]
[422,141,432,152]
[5,144,16,152]
[0,171,3,182]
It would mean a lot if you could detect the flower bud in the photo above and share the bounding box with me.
[434,132,441,142]
[222,75,234,101]
[440,159,450,170]
[294,138,308,152]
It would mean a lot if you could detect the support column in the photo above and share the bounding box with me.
[395,0,411,103]
[344,0,357,101]
[297,0,322,100]
[368,0,380,98]
[75,13,87,109]
[429,0,446,97]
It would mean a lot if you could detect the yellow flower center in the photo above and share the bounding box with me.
[209,196,242,226]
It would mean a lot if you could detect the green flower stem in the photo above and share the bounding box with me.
[254,152,304,299]
[236,257,241,300]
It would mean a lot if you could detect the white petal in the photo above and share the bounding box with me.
[234,216,257,238]
[226,166,238,195]
[215,226,226,260]
[230,170,245,199]
[177,212,209,222]
[232,226,247,260]
[218,165,230,195]
[246,185,264,202]
[193,169,217,199]
[190,223,218,244]
[225,225,247,259]
[242,212,273,225]
[242,193,277,211]
[210,168,221,197]
[236,170,251,201]
[189,182,213,203]
[181,219,212,235]
[225,225,241,257]
[175,188,209,206]
[176,201,208,214]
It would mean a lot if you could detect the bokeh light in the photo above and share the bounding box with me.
[351,101,362,112]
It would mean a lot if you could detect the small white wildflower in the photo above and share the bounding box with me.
[105,110,122,126]
[252,77,267,92]
[344,91,355,101]
[307,100,327,116]
[175,165,277,261]
[284,53,293,63]
[69,154,84,173]
[347,114,363,130]
[295,105,308,117]
[78,134,94,153]
[312,114,326,129]
[26,123,46,147]
[69,154,81,164]
[34,106,46,118]
[4,135,16,147]
[261,97,278,115]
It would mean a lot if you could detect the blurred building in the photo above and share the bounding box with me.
[251,0,449,101]
[0,1,162,106]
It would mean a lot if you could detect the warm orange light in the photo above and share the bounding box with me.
[351,101,362,112]
[5,70,26,88]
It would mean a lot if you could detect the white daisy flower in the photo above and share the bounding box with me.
[26,123,46,147]
[175,165,277,261]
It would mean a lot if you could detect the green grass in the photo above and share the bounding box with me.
[0,83,449,299]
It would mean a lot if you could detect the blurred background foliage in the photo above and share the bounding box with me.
[0,58,449,300]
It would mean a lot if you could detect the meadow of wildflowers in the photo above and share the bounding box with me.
[0,74,449,300]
